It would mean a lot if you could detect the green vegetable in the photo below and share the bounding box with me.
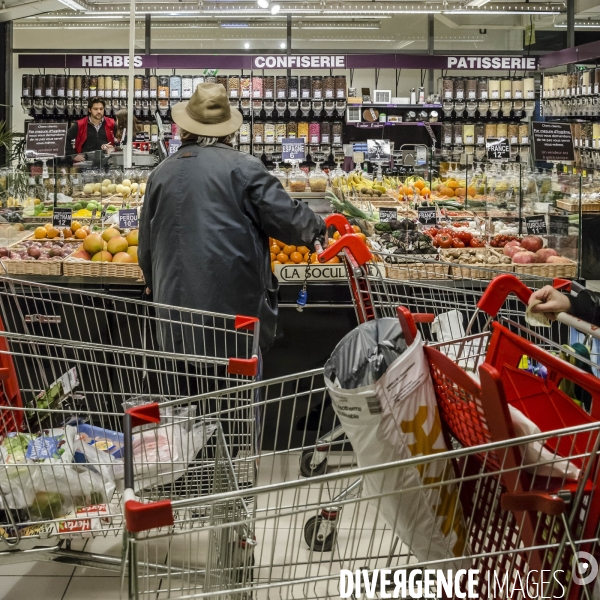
[375,222,392,232]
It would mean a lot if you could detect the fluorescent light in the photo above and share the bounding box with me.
[280,41,286,48]
[466,0,490,6]
[270,4,281,14]
[220,22,249,27]
[58,0,87,10]
[257,0,270,7]
[554,21,600,28]
[300,23,380,29]
[244,42,250,48]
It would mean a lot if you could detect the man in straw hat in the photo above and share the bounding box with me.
[139,83,326,353]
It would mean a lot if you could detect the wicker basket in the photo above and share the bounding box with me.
[0,259,63,276]
[385,260,448,281]
[63,258,143,279]
[440,248,514,280]
[557,199,600,212]
[512,260,578,279]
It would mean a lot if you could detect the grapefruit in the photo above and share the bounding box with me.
[91,251,113,262]
[107,236,128,255]
[102,228,121,242]
[126,246,138,263]
[34,227,47,239]
[83,233,103,255]
[125,230,138,246]
[71,250,91,261]
[74,229,88,239]
[112,252,133,263]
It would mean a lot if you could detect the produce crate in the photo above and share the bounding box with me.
[63,258,143,280]
[0,258,63,276]
[440,248,514,280]
[384,258,448,281]
[557,199,600,212]
[512,259,578,279]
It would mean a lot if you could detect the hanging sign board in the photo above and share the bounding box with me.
[379,207,398,222]
[52,208,72,228]
[282,138,305,162]
[417,206,438,225]
[548,215,570,235]
[367,139,391,162]
[486,137,511,161]
[532,122,575,162]
[25,123,68,158]
[525,215,548,235]
[118,209,139,229]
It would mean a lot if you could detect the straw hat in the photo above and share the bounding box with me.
[171,83,243,137]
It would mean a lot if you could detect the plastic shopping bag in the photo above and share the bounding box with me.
[325,318,469,570]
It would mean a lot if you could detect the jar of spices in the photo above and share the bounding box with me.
[311,76,323,99]
[309,122,321,144]
[238,123,251,143]
[56,75,67,98]
[474,122,485,145]
[518,123,529,145]
[67,76,75,98]
[485,122,497,140]
[252,76,263,98]
[507,123,519,145]
[323,76,335,99]
[240,76,251,98]
[589,70,595,96]
[335,76,346,99]
[73,75,82,98]
[288,76,299,99]
[500,77,512,99]
[454,77,465,100]
[205,76,217,84]
[264,122,276,144]
[332,121,343,145]
[523,77,535,100]
[216,76,227,89]
[466,77,477,100]
[276,122,287,143]
[104,76,113,98]
[496,122,508,138]
[158,76,169,99]
[193,76,204,91]
[276,76,287,99]
[300,76,311,100]
[43,74,55,97]
[90,76,99,97]
[442,76,454,100]
[320,121,331,144]
[134,75,143,98]
[477,77,488,100]
[82,75,90,98]
[139,76,149,99]
[463,123,475,145]
[263,76,275,100]
[182,76,194,99]
[596,68,600,94]
[21,74,32,98]
[298,121,309,142]
[488,77,500,100]
[169,75,181,99]
[583,69,591,95]
[147,76,157,99]
[253,123,264,144]
[96,76,104,97]
[287,121,298,137]
[228,76,240,98]
[511,77,524,100]
[453,122,463,145]
[34,74,44,97]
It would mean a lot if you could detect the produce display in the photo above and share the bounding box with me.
[269,237,341,272]
[70,226,139,264]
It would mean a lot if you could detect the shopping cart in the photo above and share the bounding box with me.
[121,287,600,599]
[0,322,260,573]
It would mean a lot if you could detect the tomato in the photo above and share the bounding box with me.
[434,234,453,249]
[455,230,473,244]
[470,237,486,248]
[452,238,465,248]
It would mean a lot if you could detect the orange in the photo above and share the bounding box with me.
[289,252,303,264]
[34,227,47,239]
[276,253,289,264]
[282,245,296,256]
[328,238,336,247]
[271,261,275,272]
[270,244,281,255]
[444,187,455,198]
[446,180,459,189]
[420,187,431,196]
[310,253,319,264]
[351,225,361,233]
[326,256,341,264]
[297,246,309,255]
[74,229,88,239]
[275,240,286,248]
[413,180,425,190]
[356,233,367,242]
[273,260,282,265]
[303,252,310,262]
[467,186,476,196]
[71,221,82,232]
[402,185,413,196]
[333,231,340,240]
[62,228,73,239]
[47,227,60,239]
[270,252,277,262]
[44,223,53,231]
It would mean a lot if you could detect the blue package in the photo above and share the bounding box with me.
[26,435,65,461]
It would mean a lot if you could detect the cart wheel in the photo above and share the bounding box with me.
[300,450,327,478]
[304,515,335,552]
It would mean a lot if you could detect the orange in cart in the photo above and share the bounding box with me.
[289,252,303,264]
[276,253,289,263]
[282,245,296,256]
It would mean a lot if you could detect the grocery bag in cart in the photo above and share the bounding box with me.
[324,317,469,570]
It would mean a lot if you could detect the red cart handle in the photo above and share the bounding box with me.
[476,274,533,317]
[324,214,354,235]
[318,234,373,265]
[397,307,435,346]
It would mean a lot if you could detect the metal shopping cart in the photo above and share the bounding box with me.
[121,284,600,599]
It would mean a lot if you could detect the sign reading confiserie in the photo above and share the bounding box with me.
[253,55,346,69]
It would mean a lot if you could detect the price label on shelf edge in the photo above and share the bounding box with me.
[118,208,139,229]
[525,215,548,236]
[52,208,72,228]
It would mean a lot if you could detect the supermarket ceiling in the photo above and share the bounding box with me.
[6,0,600,51]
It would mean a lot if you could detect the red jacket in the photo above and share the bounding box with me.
[74,117,115,154]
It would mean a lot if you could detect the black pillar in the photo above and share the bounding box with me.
[144,13,151,76]
[567,0,575,73]
[287,15,292,77]
[427,13,434,97]
[0,21,12,165]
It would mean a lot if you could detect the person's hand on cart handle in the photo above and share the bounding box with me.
[528,286,572,321]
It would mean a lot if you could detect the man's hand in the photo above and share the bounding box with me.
[102,144,115,154]
[74,154,85,163]
[528,286,572,321]
[145,287,151,296]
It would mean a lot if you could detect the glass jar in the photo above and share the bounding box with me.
[96,75,104,97]
[134,75,143,98]
[332,121,343,145]
[596,68,600,94]
[90,75,98,96]
[442,122,453,144]
[466,77,477,100]
[477,77,488,100]
[454,77,465,100]
[104,76,114,98]
[240,76,252,98]
[496,122,508,138]
[311,76,323,99]
[453,122,463,144]
[228,76,240,98]
[264,122,276,144]
[182,76,194,99]
[253,123,264,144]
[300,76,311,100]
[276,76,288,99]
[193,76,204,90]
[485,122,497,139]
[335,76,347,99]
[22,74,32,97]
[263,76,275,99]
[442,76,454,100]
[462,123,474,145]
[158,76,169,99]
[252,76,263,98]
[582,69,591,95]
[119,76,128,98]
[323,76,335,99]
[500,77,512,99]
[45,74,57,97]
[34,74,44,97]
[298,121,309,142]
[55,75,67,98]
[82,75,90,98]
[169,75,181,99]
[309,122,321,144]
[523,77,535,100]
[205,76,217,84]
[287,121,298,137]
[507,123,519,145]
[67,75,75,98]
[511,77,524,100]
[276,122,287,143]
[271,162,287,188]
[473,122,485,145]
[320,121,332,144]
[288,162,308,192]
[309,164,328,192]
[518,123,529,145]
[288,76,299,99]
[589,69,595,96]
[216,76,227,89]
[239,122,251,144]
[488,77,500,100]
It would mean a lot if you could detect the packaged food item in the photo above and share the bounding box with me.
[263,76,275,99]
[309,122,321,144]
[252,76,263,98]
[228,76,240,98]
[240,76,252,98]
[288,76,299,99]
[298,121,309,142]
[324,76,335,99]
[276,76,288,99]
[335,75,347,99]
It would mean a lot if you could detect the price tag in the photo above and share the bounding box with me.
[417,206,437,225]
[525,215,548,235]
[52,208,72,228]
[379,207,398,222]
[548,215,569,236]
[118,209,139,229]
[282,138,305,162]
[486,137,511,161]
